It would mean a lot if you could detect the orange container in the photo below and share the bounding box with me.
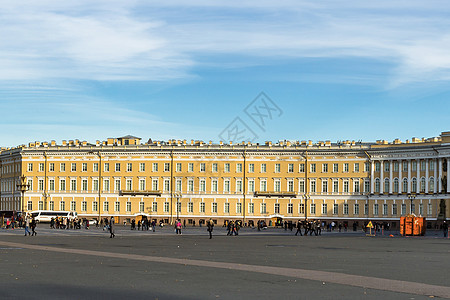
[400,216,426,236]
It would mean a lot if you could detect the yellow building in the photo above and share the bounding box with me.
[1,133,449,229]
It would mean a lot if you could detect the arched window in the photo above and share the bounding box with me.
[412,178,417,193]
[375,178,380,193]
[420,178,426,193]
[394,178,399,193]
[403,178,408,193]
[429,177,434,193]
[384,178,390,193]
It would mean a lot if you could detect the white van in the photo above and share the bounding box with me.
[30,210,77,223]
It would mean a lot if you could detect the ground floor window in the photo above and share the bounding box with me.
[38,201,43,210]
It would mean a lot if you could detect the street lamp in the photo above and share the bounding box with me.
[17,175,30,214]
[303,194,310,220]
[408,193,416,215]
[173,192,181,221]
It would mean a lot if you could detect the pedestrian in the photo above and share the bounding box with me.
[151,220,156,232]
[227,221,233,236]
[443,221,448,238]
[109,217,115,238]
[295,220,303,236]
[175,219,182,234]
[24,214,31,236]
[30,217,37,236]
[207,219,214,239]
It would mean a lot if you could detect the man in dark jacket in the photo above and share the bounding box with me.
[207,219,214,239]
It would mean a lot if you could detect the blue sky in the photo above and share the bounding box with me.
[1,1,450,147]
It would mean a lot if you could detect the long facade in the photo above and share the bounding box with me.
[1,133,449,228]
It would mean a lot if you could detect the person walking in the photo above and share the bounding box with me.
[109,217,115,238]
[443,221,448,238]
[175,219,182,234]
[24,214,31,236]
[207,219,214,239]
[151,220,156,232]
[30,217,37,236]
[295,220,303,236]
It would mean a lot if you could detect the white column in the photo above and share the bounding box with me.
[380,161,384,194]
[371,160,374,194]
[447,158,450,193]
[434,159,438,193]
[416,159,420,193]
[438,158,442,193]
[425,159,429,193]
[398,159,402,193]
[407,160,411,193]
[389,160,393,194]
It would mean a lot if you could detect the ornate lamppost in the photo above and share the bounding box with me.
[408,193,416,215]
[303,194,310,220]
[17,175,30,215]
[173,192,181,221]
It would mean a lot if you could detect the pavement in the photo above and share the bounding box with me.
[0,225,449,299]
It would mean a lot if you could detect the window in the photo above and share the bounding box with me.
[384,178,389,193]
[212,202,218,213]
[59,200,65,211]
[150,201,156,213]
[419,203,423,215]
[103,179,110,191]
[402,161,408,172]
[333,180,339,193]
[164,202,169,213]
[374,204,379,216]
[139,163,145,172]
[103,201,109,212]
[275,181,281,192]
[176,179,182,192]
[236,203,242,214]
[429,178,434,193]
[188,202,194,213]
[93,201,98,212]
[354,163,359,172]
[176,202,181,213]
[412,161,417,171]
[60,179,66,191]
[127,163,132,172]
[188,163,194,172]
[248,180,255,192]
[299,203,305,214]
[49,201,54,211]
[126,179,132,190]
[310,203,316,215]
[394,178,399,193]
[420,161,426,171]
[343,180,349,193]
[164,163,170,172]
[70,179,77,191]
[364,180,370,193]
[39,163,44,172]
[288,164,294,173]
[104,163,109,172]
[420,178,426,193]
[49,163,55,172]
[200,163,206,172]
[115,179,121,191]
[82,201,87,212]
[140,179,147,190]
[288,180,294,192]
[188,180,194,192]
[236,163,242,173]
[354,180,360,193]
[354,203,359,215]
[375,178,380,193]
[333,204,338,215]
[275,203,280,214]
[82,179,88,191]
[115,163,121,172]
[248,203,254,214]
[299,180,305,193]
[310,180,316,193]
[126,201,131,212]
[82,163,87,172]
[401,203,406,215]
[343,203,349,215]
[71,200,76,211]
[71,163,76,172]
[224,203,229,214]
[384,162,390,172]
[392,204,397,215]
[375,162,380,172]
[343,163,349,173]
[322,163,328,173]
[383,204,388,215]
[287,203,293,214]
[93,163,98,172]
[364,162,370,172]
[427,203,432,216]
[49,179,55,191]
[212,163,218,172]
[200,180,206,192]
[212,180,218,192]
[27,163,33,172]
[403,178,408,193]
[322,203,327,215]
[333,163,339,173]
[176,163,182,172]
[275,164,280,173]
[200,202,205,213]
[411,203,415,214]
[236,180,242,192]
[364,203,369,215]
[224,180,230,192]
[60,163,66,172]
[164,180,170,192]
[430,161,435,171]
[140,202,145,212]
[38,201,43,210]
[299,163,305,173]
[322,180,328,193]
[394,162,399,172]
[27,201,33,211]
[248,164,254,173]
[260,164,266,173]
[224,163,230,173]
[411,178,417,193]
[310,163,316,173]
[260,180,266,192]
[153,163,158,172]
